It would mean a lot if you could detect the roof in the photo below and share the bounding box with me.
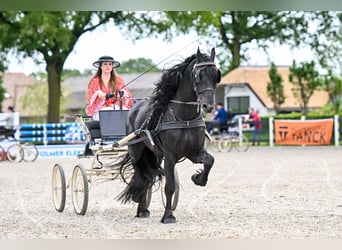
[218,66,329,109]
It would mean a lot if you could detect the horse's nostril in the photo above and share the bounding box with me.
[202,104,214,113]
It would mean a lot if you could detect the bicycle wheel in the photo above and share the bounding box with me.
[235,136,250,152]
[0,145,5,161]
[52,163,66,212]
[218,137,233,153]
[71,164,89,215]
[23,142,39,162]
[7,144,24,163]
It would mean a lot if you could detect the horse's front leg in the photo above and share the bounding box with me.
[190,150,214,186]
[161,157,177,224]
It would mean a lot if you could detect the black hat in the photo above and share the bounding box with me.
[92,56,120,68]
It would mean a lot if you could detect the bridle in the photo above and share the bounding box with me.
[170,61,218,112]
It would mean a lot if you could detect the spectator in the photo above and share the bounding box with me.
[0,106,15,130]
[206,102,228,134]
[251,109,262,145]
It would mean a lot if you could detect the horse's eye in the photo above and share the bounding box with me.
[216,69,221,83]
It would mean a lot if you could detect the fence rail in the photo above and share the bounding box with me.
[14,115,342,146]
[19,122,85,145]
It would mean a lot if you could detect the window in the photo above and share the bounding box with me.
[227,96,250,114]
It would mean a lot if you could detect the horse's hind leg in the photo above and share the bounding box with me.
[190,150,214,186]
[136,189,150,218]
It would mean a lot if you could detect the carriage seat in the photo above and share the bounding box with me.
[85,120,101,141]
[98,110,129,142]
[81,110,129,157]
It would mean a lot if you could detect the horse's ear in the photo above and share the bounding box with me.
[210,48,216,62]
[196,47,201,63]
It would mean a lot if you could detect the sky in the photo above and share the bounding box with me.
[6,24,315,75]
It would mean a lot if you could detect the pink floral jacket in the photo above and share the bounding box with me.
[85,75,133,117]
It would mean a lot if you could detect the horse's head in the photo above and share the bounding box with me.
[191,47,221,113]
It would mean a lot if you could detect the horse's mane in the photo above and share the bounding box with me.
[147,54,197,129]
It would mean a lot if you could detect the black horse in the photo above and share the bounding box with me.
[118,47,221,223]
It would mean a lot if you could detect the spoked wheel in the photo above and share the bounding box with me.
[51,163,66,212]
[0,145,5,161]
[209,137,221,152]
[235,136,250,152]
[6,144,23,163]
[71,164,89,215]
[161,168,180,211]
[23,142,38,162]
[204,136,220,152]
[218,137,233,153]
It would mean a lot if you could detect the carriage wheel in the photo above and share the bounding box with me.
[218,137,233,153]
[6,144,24,163]
[51,163,66,212]
[23,142,39,162]
[235,136,250,152]
[71,164,89,215]
[208,137,221,152]
[0,145,5,161]
[161,168,180,211]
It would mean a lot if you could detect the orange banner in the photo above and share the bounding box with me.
[274,119,333,145]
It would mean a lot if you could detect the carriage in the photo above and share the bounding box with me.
[51,47,221,223]
[0,113,39,163]
[51,109,180,215]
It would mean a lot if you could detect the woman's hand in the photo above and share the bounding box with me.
[105,93,115,99]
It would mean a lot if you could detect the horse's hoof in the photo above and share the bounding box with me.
[136,210,150,218]
[191,173,206,186]
[161,216,176,224]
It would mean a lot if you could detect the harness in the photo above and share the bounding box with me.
[122,61,217,149]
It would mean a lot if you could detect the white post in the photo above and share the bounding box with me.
[334,115,339,146]
[238,117,243,136]
[269,117,274,147]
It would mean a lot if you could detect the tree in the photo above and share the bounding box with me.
[267,63,285,115]
[165,11,310,74]
[323,69,342,114]
[117,58,161,74]
[20,83,49,123]
[289,60,322,115]
[302,12,342,75]
[0,52,6,111]
[0,11,171,123]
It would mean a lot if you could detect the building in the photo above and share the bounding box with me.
[0,73,45,122]
[216,66,329,116]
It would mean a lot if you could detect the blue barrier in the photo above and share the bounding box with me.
[19,122,85,144]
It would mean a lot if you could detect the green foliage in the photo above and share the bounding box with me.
[289,60,322,115]
[323,69,342,114]
[117,58,161,74]
[20,83,48,118]
[165,11,310,73]
[0,52,6,111]
[61,69,83,80]
[267,63,285,114]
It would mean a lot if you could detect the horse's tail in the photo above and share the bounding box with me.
[117,147,163,204]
